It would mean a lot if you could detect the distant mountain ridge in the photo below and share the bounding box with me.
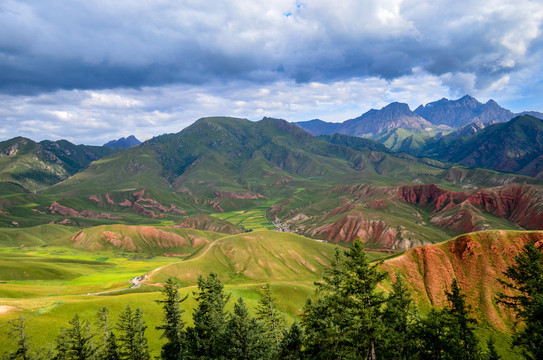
[104,135,141,148]
[339,102,435,137]
[414,95,514,128]
[0,137,120,192]
[422,115,543,178]
[293,95,520,137]
[295,102,436,137]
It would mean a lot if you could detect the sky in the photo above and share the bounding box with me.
[1,0,542,145]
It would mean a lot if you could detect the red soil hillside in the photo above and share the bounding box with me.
[381,230,543,330]
[69,224,224,255]
[397,184,543,230]
[273,183,543,250]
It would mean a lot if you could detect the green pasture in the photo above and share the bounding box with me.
[211,200,277,230]
[0,247,181,297]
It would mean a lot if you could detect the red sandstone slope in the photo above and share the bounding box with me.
[396,184,543,230]
[381,230,543,330]
[274,183,543,249]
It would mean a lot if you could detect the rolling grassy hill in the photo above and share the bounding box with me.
[0,252,114,281]
[68,224,225,254]
[0,227,539,360]
[147,230,339,285]
[0,224,77,247]
[0,223,228,256]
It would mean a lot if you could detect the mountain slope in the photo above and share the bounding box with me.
[269,183,543,250]
[382,230,543,330]
[339,102,435,137]
[423,115,543,177]
[0,137,119,192]
[414,95,514,127]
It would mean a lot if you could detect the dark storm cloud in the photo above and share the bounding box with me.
[0,0,541,94]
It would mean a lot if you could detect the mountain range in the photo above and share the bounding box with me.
[413,95,515,127]
[294,95,540,137]
[1,95,542,358]
[1,95,543,247]
[1,113,542,251]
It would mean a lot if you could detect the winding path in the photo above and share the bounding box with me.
[85,274,145,296]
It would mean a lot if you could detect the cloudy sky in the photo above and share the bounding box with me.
[1,0,542,145]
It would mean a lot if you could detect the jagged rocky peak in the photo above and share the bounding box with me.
[414,95,514,128]
[103,135,141,148]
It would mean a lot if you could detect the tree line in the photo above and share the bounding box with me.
[2,239,542,359]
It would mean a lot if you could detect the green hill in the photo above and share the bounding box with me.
[0,224,77,247]
[147,230,338,285]
[422,115,543,177]
[0,137,120,192]
[0,252,114,281]
[371,127,435,154]
[69,224,225,255]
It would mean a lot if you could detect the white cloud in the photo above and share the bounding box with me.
[0,0,542,143]
[81,92,141,108]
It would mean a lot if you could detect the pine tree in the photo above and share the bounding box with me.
[53,314,95,360]
[6,316,31,360]
[485,337,501,360]
[103,333,120,360]
[116,305,150,360]
[415,279,481,360]
[446,279,480,359]
[95,307,118,360]
[255,283,286,347]
[497,241,543,360]
[155,277,188,360]
[379,273,418,359]
[277,321,303,360]
[185,272,230,359]
[414,308,451,360]
[223,297,272,360]
[53,328,70,360]
[302,239,387,360]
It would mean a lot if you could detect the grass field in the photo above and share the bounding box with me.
[211,200,277,230]
[148,230,339,285]
[0,226,523,359]
[0,229,331,353]
[0,247,182,296]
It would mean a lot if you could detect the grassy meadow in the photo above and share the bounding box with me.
[0,226,348,355]
[211,200,277,231]
[0,223,525,359]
